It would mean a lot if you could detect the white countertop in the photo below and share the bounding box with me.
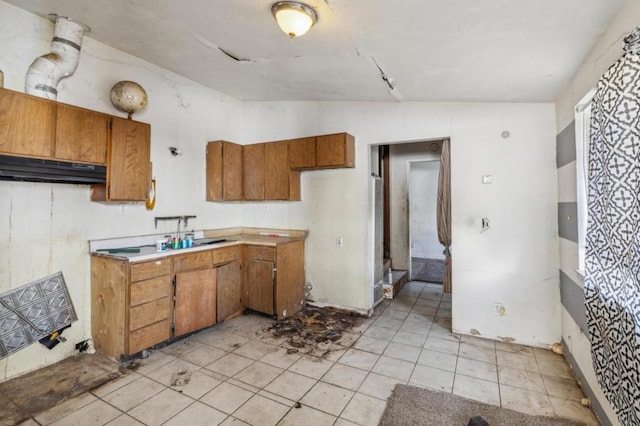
[90,229,305,263]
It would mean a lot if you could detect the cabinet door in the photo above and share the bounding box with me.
[289,137,315,170]
[0,89,55,158]
[246,258,274,315]
[107,117,151,201]
[55,103,109,164]
[265,141,291,200]
[243,143,265,200]
[217,260,243,322]
[223,142,242,200]
[274,241,305,319]
[316,133,355,168]
[175,268,217,336]
[206,141,242,201]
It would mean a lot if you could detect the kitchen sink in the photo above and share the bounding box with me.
[191,238,229,246]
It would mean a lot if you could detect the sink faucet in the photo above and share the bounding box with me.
[176,216,186,240]
[154,215,196,244]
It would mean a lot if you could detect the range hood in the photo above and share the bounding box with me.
[0,155,106,184]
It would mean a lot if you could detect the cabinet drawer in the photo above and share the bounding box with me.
[212,246,241,265]
[246,246,275,262]
[128,319,171,354]
[129,297,171,331]
[173,251,213,273]
[130,276,171,307]
[131,259,170,282]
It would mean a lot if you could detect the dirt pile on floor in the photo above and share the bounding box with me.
[269,306,363,357]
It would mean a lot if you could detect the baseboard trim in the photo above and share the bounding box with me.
[305,301,372,317]
[562,338,615,426]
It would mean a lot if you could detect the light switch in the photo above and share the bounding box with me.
[482,175,493,184]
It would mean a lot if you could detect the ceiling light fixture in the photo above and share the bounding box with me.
[271,1,318,39]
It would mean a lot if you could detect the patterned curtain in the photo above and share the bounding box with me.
[437,139,452,293]
[584,27,640,425]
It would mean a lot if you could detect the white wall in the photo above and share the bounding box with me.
[0,2,245,380]
[242,101,560,347]
[388,142,441,269]
[0,1,561,380]
[410,160,443,260]
[554,1,640,424]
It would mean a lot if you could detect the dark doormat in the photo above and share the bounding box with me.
[412,257,444,283]
[0,353,122,425]
[379,384,589,426]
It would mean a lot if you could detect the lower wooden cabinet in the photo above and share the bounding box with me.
[245,241,305,320]
[217,260,243,322]
[91,241,303,359]
[91,256,172,359]
[246,255,275,315]
[175,268,216,336]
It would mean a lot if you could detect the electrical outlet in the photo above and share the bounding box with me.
[493,303,506,316]
[336,237,343,248]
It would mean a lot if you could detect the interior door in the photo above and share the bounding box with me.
[174,268,216,336]
[246,258,274,315]
[217,260,242,322]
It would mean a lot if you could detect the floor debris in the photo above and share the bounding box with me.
[0,353,122,425]
[170,370,192,387]
[269,306,364,358]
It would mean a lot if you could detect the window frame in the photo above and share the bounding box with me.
[574,88,596,276]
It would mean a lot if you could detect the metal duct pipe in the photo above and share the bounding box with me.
[25,14,90,100]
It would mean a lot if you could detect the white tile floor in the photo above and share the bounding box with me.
[25,281,599,426]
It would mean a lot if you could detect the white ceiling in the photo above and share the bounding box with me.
[5,0,627,102]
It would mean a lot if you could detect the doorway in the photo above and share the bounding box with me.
[369,139,448,308]
[408,160,444,283]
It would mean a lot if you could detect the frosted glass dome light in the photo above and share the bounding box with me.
[271,1,318,38]
[110,80,148,118]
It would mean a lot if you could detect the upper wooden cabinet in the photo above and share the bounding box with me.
[289,137,315,170]
[0,88,152,202]
[265,141,300,201]
[290,132,355,170]
[92,117,151,202]
[242,143,265,201]
[208,141,300,202]
[0,88,56,158]
[56,103,109,164]
[206,141,242,201]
